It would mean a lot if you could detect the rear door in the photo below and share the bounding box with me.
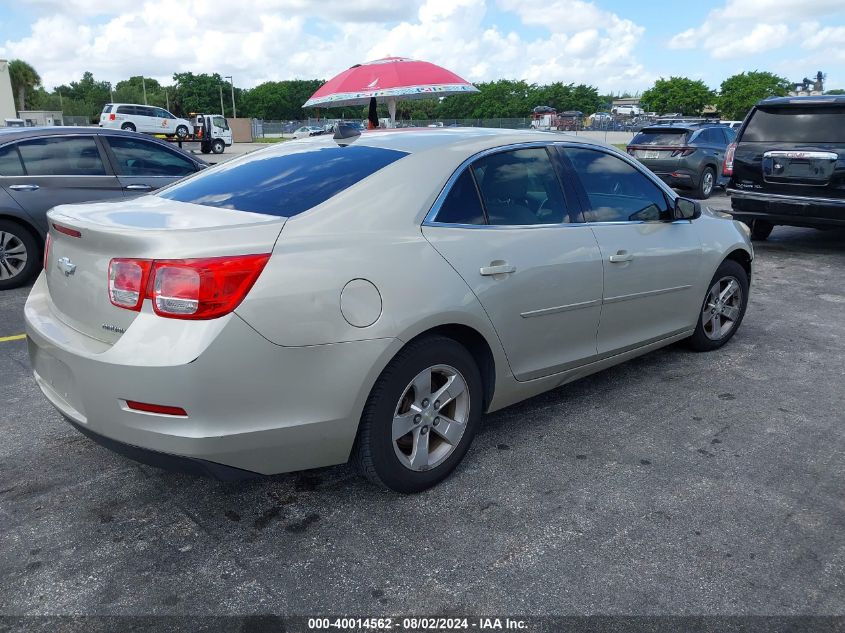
[561,146,702,356]
[733,105,845,199]
[1,135,123,231]
[422,146,604,381]
[101,135,201,194]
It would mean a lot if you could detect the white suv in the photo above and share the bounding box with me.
[100,104,193,139]
[613,104,644,116]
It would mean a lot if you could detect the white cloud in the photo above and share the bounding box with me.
[1,0,651,93]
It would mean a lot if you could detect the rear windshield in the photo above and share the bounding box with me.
[158,144,408,217]
[743,107,845,143]
[102,104,113,113]
[631,129,688,146]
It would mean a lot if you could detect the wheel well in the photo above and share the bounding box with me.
[726,248,752,280]
[0,214,43,253]
[407,324,496,412]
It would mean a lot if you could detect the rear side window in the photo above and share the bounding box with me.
[159,144,408,217]
[632,130,688,146]
[106,137,197,177]
[435,169,485,225]
[16,137,107,176]
[0,144,25,176]
[743,107,845,143]
[471,147,571,225]
[695,128,723,145]
[116,105,134,115]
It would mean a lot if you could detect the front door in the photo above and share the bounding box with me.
[561,146,702,356]
[1,135,123,232]
[422,146,603,381]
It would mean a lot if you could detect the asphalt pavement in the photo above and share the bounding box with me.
[1,192,843,619]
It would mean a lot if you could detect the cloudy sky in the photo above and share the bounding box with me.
[1,0,844,93]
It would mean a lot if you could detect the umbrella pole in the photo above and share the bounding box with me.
[388,97,397,128]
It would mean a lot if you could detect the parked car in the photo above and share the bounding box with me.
[720,120,743,130]
[0,126,206,289]
[627,124,736,199]
[25,129,752,492]
[725,95,845,240]
[613,104,644,116]
[292,125,325,139]
[100,103,194,139]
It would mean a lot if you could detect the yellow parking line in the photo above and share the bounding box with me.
[0,333,26,343]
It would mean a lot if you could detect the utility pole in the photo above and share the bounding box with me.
[58,90,63,110]
[219,85,225,116]
[142,77,147,105]
[224,75,236,118]
[165,89,170,112]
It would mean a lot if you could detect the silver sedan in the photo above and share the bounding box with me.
[25,128,753,492]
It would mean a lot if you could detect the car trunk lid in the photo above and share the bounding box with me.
[45,196,285,344]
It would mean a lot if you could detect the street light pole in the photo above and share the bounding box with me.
[224,75,236,119]
[219,85,225,116]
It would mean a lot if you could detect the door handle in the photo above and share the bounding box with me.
[124,184,152,191]
[479,263,516,276]
[9,184,39,191]
[609,251,634,263]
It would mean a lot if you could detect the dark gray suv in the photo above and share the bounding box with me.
[0,126,206,289]
[627,124,736,199]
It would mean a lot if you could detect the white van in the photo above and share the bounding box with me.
[100,103,193,139]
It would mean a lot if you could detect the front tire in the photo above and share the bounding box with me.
[693,166,715,199]
[688,259,749,352]
[0,220,40,290]
[353,335,484,493]
[211,139,225,154]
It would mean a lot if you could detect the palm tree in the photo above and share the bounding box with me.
[8,60,41,113]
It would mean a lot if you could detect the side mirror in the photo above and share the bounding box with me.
[674,197,701,221]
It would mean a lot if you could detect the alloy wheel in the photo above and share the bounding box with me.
[702,276,742,340]
[0,231,28,281]
[392,364,470,472]
[702,170,714,197]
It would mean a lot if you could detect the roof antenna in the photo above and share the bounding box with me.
[333,122,361,146]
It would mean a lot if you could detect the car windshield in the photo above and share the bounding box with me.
[631,129,688,146]
[743,107,845,143]
[158,143,408,217]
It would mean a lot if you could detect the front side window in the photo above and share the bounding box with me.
[0,144,25,176]
[16,137,107,176]
[471,147,570,225]
[106,137,197,177]
[564,147,670,223]
[159,144,408,217]
[213,116,229,130]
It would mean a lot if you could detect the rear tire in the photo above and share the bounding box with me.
[176,125,189,140]
[0,220,40,290]
[750,220,774,241]
[693,166,715,199]
[121,122,136,132]
[688,259,749,352]
[353,335,484,493]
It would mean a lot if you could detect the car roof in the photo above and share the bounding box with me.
[281,127,611,156]
[759,95,845,107]
[0,126,205,163]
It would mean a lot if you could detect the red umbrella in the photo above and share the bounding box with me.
[303,57,479,124]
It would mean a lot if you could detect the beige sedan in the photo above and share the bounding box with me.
[25,128,753,492]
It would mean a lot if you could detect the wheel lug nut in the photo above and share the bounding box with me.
[422,399,429,408]
[421,426,429,434]
[434,400,441,409]
[414,414,421,424]
[433,417,440,426]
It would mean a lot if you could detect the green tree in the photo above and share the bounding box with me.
[238,79,325,120]
[717,71,790,120]
[54,71,113,120]
[171,72,247,117]
[824,88,845,95]
[640,76,715,116]
[8,59,41,112]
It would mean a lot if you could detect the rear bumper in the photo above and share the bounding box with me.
[728,189,845,227]
[25,274,401,476]
[654,170,697,190]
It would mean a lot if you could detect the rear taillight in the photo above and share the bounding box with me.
[109,113,116,121]
[723,142,737,176]
[109,259,152,310]
[43,234,51,269]
[670,147,696,157]
[107,254,270,319]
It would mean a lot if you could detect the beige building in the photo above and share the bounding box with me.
[18,110,64,126]
[0,59,18,123]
